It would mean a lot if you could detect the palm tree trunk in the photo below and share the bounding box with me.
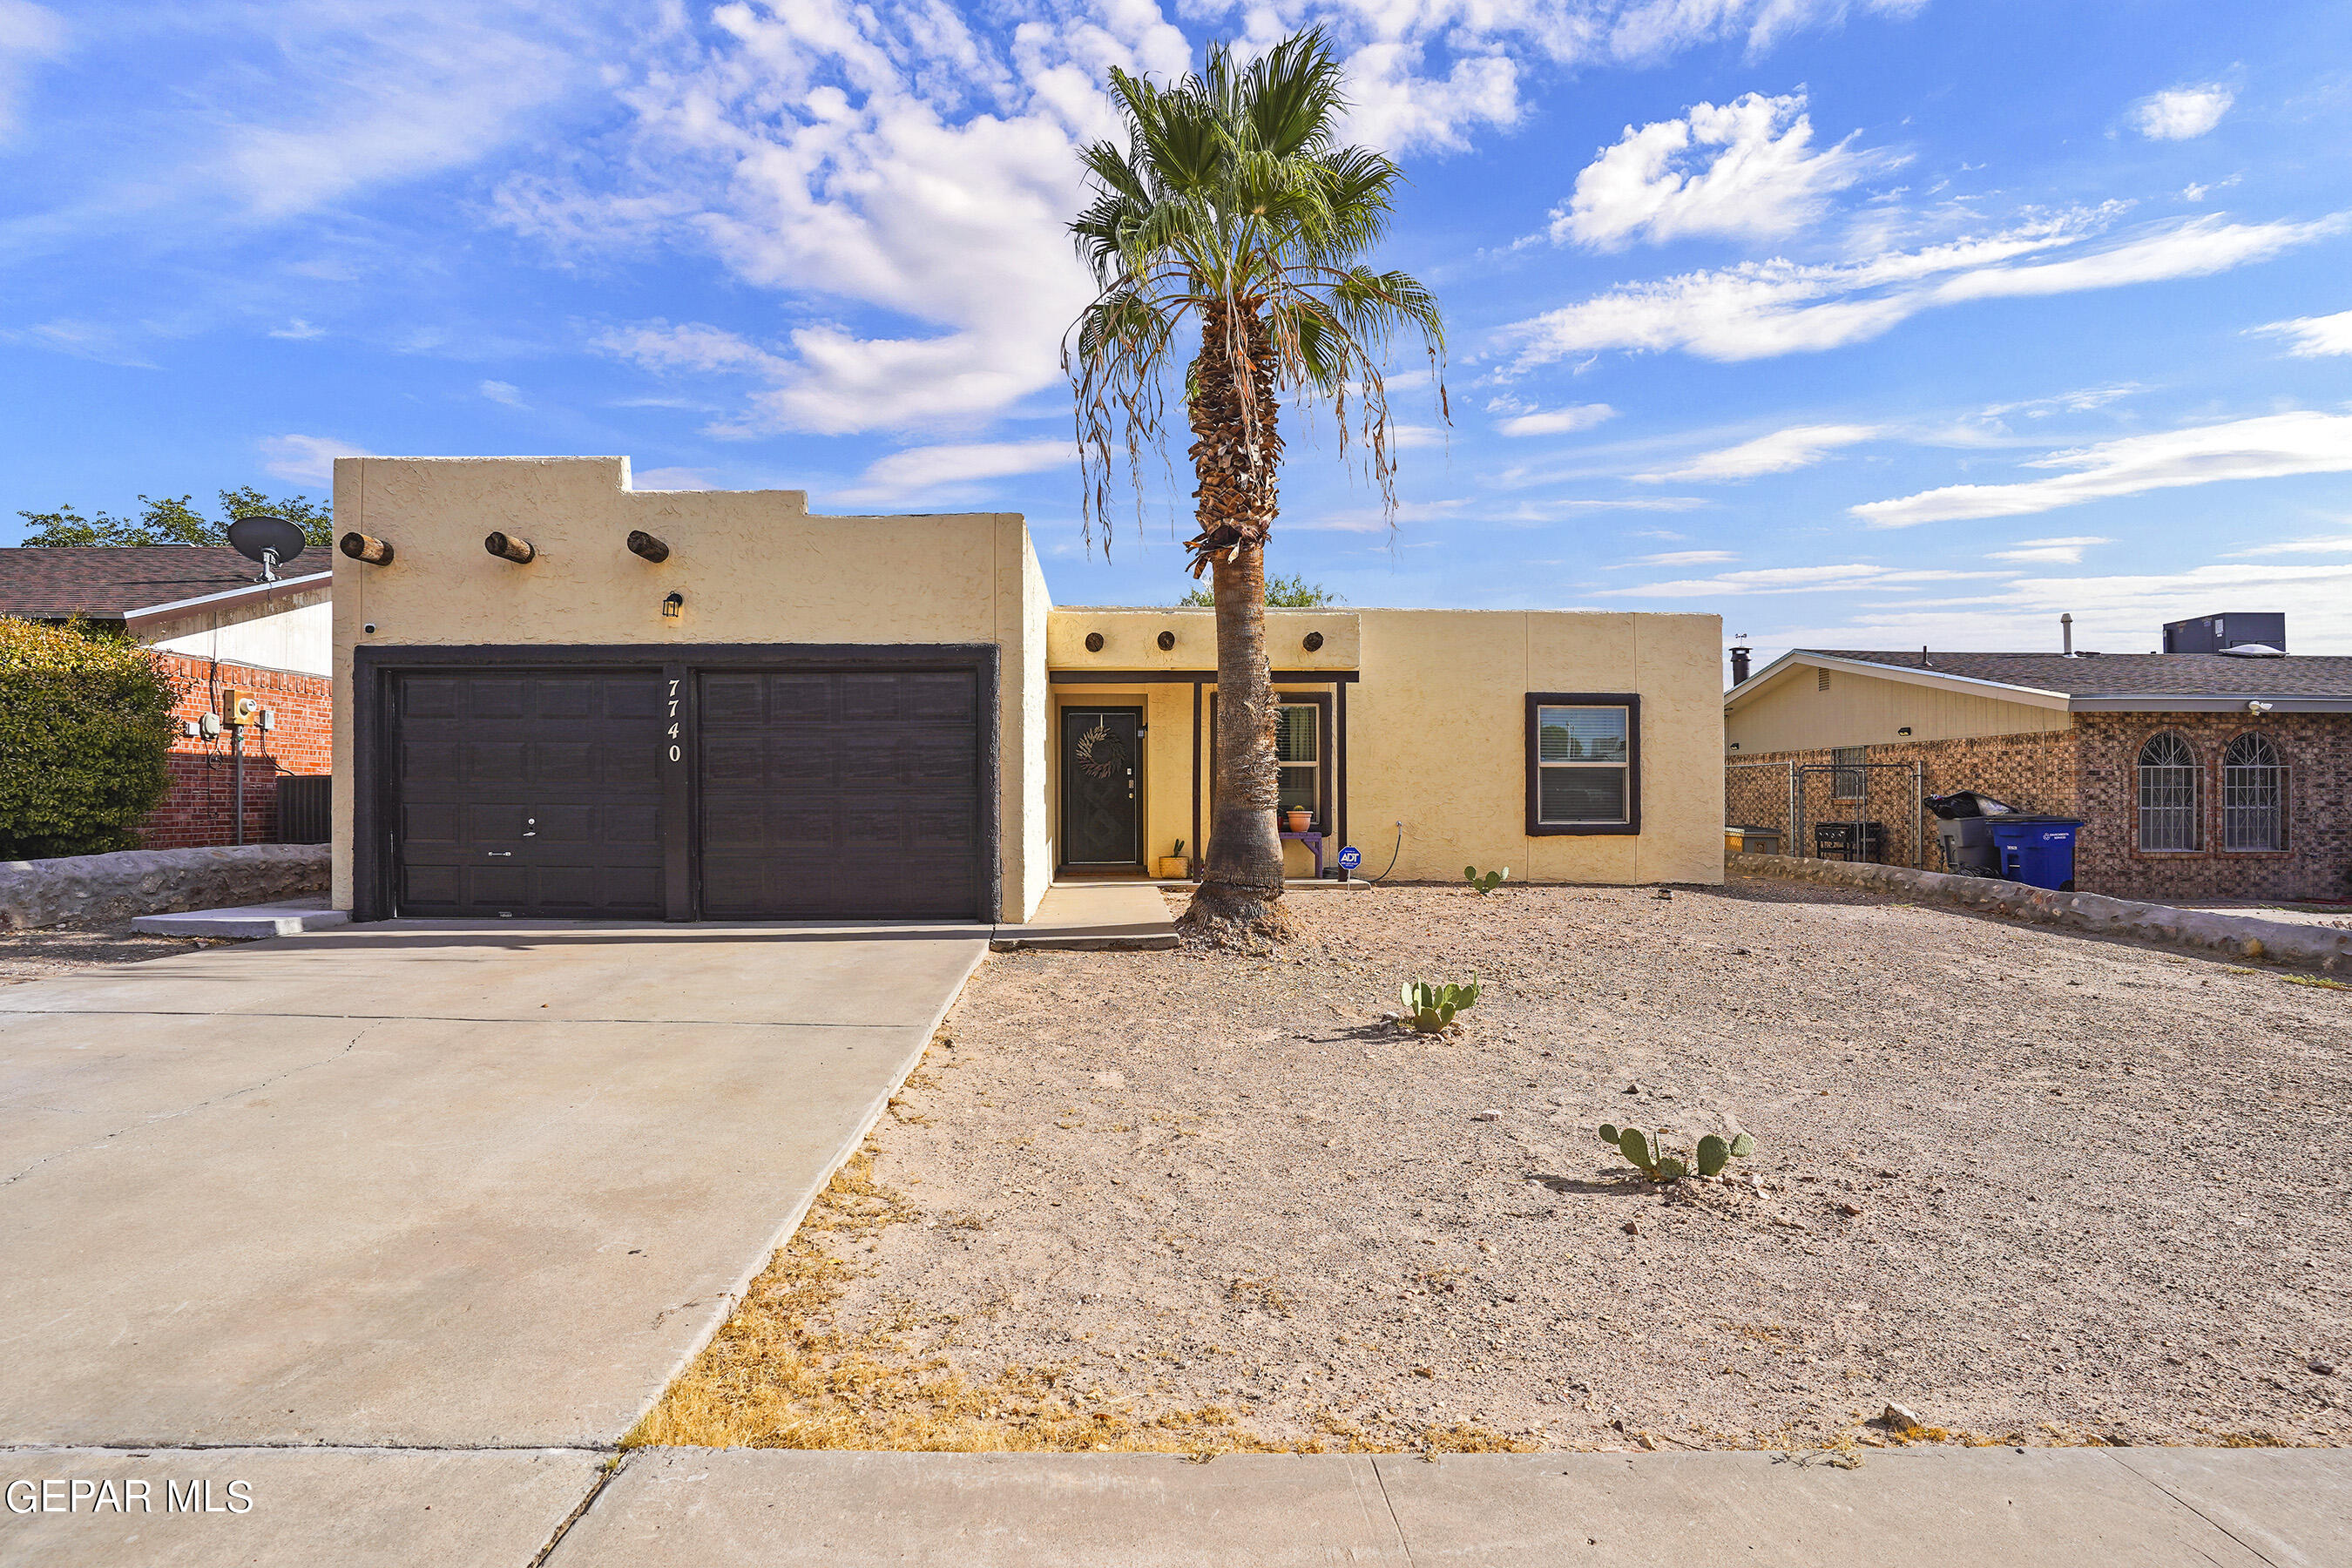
[1179,301,1292,945]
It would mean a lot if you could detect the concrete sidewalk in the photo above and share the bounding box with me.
[7,1448,2342,1567]
[550,1449,2352,1567]
[0,919,985,1450]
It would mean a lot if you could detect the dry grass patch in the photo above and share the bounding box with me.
[630,1142,1524,1454]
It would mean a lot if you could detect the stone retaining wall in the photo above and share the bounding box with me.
[0,844,330,930]
[1731,852,2351,974]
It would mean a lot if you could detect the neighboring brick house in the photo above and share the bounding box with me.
[1722,631,2352,903]
[0,546,333,848]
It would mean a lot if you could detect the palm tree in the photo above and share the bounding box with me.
[1065,28,1444,943]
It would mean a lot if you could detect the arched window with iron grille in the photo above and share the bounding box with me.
[2222,733,2283,851]
[2137,732,2200,851]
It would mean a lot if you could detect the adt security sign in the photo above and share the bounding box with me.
[1336,845,1362,871]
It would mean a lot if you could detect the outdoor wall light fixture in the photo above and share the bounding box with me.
[1157,630,1176,651]
[1301,631,1324,652]
[1085,632,1105,652]
[1897,726,1912,735]
[661,591,685,620]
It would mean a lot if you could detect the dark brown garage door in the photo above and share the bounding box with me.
[393,670,665,917]
[698,668,982,920]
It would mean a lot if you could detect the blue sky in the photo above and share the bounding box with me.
[3,0,2349,666]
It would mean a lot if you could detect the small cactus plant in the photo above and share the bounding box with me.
[1598,1122,1754,1182]
[1399,978,1480,1033]
[1464,864,1508,894]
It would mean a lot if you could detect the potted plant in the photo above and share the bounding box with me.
[1283,808,1313,834]
[1156,839,1192,879]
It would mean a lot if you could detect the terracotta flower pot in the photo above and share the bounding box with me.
[1283,809,1312,834]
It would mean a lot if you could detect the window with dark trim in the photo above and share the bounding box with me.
[1831,746,1865,800]
[1526,693,1640,835]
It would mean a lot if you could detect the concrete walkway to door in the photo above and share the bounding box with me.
[0,917,985,1460]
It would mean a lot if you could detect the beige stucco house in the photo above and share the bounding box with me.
[328,456,1723,923]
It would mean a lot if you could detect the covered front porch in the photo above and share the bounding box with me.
[1045,607,1361,884]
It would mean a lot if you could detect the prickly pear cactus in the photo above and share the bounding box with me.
[1463,866,1509,894]
[1401,980,1480,1031]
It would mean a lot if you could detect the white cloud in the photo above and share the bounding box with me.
[1505,212,2343,367]
[1746,558,2352,658]
[1553,91,1896,250]
[522,0,1931,437]
[2253,310,2352,358]
[478,379,524,406]
[259,434,372,484]
[268,319,324,341]
[0,0,64,143]
[835,437,1072,505]
[2227,534,2352,557]
[1603,561,2006,597]
[1987,535,2110,564]
[2132,83,2234,141]
[1853,411,2352,528]
[1644,422,1878,481]
[1495,402,1617,436]
[1609,549,1737,568]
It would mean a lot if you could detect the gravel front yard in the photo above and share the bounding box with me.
[646,876,2352,1454]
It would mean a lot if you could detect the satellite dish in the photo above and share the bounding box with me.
[227,514,308,582]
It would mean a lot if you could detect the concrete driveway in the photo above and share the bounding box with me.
[0,918,986,1452]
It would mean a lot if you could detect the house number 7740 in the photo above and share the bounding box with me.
[666,679,683,762]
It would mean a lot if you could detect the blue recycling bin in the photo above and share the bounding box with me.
[1988,816,2083,891]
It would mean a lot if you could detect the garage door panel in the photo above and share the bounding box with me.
[468,680,529,720]
[402,863,461,905]
[402,679,463,720]
[402,740,461,785]
[701,675,764,724]
[697,666,982,920]
[402,802,460,846]
[394,669,665,919]
[764,674,835,722]
[467,741,529,783]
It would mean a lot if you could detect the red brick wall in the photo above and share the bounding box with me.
[1730,717,2352,902]
[2073,713,2352,903]
[137,654,333,849]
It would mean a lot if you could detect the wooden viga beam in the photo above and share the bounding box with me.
[626,530,671,563]
[484,531,536,564]
[338,532,395,564]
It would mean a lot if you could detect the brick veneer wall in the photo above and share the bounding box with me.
[137,654,333,849]
[1727,729,2078,869]
[2073,712,2352,903]
[1728,715,2352,902]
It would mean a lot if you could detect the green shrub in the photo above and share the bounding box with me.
[0,618,180,859]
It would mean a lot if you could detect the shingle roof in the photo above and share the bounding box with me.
[1808,649,2352,700]
[0,547,272,618]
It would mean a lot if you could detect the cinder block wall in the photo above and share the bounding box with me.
[139,654,334,849]
[2074,713,2352,903]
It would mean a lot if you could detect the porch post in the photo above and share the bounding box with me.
[1335,677,1348,856]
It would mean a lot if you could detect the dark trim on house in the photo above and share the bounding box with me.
[1525,692,1643,837]
[1190,681,1203,875]
[1334,679,1348,855]
[352,641,1002,924]
[1050,668,1359,684]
